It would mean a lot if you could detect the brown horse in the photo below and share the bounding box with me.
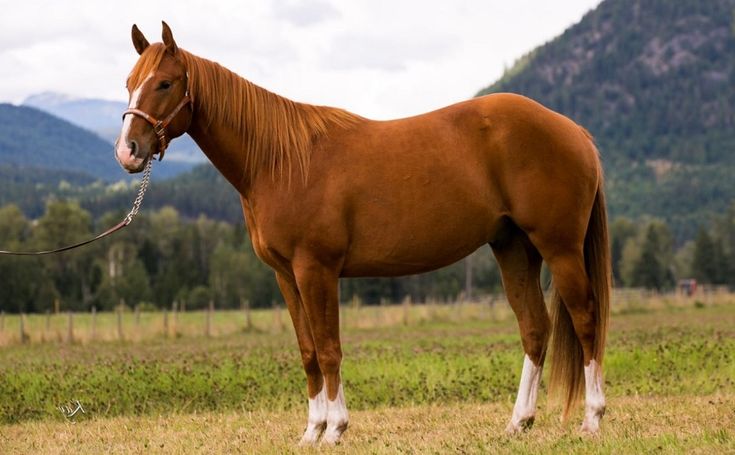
[116,22,610,445]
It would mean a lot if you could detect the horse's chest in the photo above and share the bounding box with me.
[246,219,294,273]
[242,205,275,265]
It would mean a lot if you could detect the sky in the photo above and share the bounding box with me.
[0,0,602,120]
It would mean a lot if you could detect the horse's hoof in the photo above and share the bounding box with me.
[298,437,317,447]
[321,421,348,445]
[298,422,326,446]
[580,420,600,434]
[580,416,602,435]
[298,434,319,447]
[580,403,605,435]
[506,416,535,434]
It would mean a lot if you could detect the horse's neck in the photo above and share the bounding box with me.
[181,54,362,196]
[186,110,250,194]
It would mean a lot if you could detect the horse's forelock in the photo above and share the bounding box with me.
[127,44,167,91]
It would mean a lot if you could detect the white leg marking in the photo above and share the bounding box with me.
[581,359,606,433]
[322,382,349,445]
[299,386,327,446]
[506,354,543,434]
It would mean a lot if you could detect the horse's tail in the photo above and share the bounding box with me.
[548,163,611,420]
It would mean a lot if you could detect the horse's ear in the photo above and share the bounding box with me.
[161,21,178,55]
[131,24,149,55]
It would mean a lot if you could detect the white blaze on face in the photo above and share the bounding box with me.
[116,74,152,159]
[507,354,543,433]
[581,359,606,433]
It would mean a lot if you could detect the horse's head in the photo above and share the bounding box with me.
[115,21,192,173]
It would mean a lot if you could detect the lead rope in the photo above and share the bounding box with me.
[123,158,153,225]
[0,159,153,256]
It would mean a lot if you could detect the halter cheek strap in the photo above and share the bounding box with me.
[122,89,192,161]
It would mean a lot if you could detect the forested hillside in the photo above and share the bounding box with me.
[0,103,198,182]
[0,104,122,181]
[2,0,735,313]
[477,0,735,241]
[23,92,204,168]
[0,164,97,218]
[5,0,734,240]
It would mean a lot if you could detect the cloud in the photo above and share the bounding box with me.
[0,0,604,118]
[273,0,340,27]
[322,31,458,72]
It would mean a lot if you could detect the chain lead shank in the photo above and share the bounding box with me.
[124,159,153,225]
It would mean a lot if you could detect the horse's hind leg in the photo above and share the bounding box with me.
[491,229,549,434]
[543,251,606,433]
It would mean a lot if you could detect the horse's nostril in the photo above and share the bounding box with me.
[130,140,138,156]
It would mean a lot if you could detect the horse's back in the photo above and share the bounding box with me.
[265,93,601,277]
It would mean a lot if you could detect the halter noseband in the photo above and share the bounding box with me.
[122,85,192,161]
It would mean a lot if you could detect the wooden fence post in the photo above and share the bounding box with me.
[351,295,361,329]
[488,295,497,322]
[117,305,124,341]
[172,301,178,337]
[163,307,169,337]
[91,306,97,341]
[379,298,387,326]
[134,303,141,327]
[206,300,214,337]
[45,310,51,340]
[66,311,74,343]
[273,301,283,333]
[464,255,473,302]
[20,313,29,343]
[425,298,433,321]
[340,301,346,331]
[403,296,412,326]
[241,298,252,331]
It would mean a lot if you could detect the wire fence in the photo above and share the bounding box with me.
[0,287,731,347]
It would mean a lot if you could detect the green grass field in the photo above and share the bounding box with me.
[1,294,734,453]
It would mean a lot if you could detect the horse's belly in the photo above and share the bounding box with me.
[340,200,502,277]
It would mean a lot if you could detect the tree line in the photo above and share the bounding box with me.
[1,200,733,314]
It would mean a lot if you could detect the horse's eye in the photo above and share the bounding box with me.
[158,81,172,90]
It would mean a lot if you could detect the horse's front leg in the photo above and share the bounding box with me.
[292,259,348,445]
[275,272,327,445]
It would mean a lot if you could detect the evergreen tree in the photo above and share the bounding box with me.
[691,228,718,283]
[610,217,637,284]
[631,224,674,290]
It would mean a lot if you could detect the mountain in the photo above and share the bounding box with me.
[0,103,123,181]
[23,92,205,166]
[0,103,198,182]
[23,92,126,140]
[476,0,735,241]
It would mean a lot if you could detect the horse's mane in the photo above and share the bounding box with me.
[128,43,362,183]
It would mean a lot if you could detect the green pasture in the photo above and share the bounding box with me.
[0,296,733,427]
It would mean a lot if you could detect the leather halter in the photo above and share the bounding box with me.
[122,87,192,161]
